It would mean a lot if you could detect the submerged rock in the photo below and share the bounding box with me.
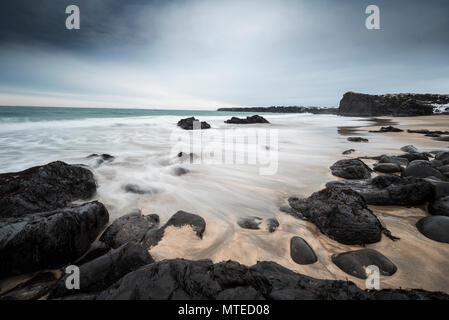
[332,249,397,279]
[51,242,153,298]
[177,117,211,130]
[290,237,317,265]
[0,161,96,218]
[330,159,372,179]
[288,187,383,245]
[237,216,262,230]
[143,210,206,248]
[347,137,369,142]
[369,126,403,133]
[0,201,109,278]
[86,153,115,167]
[266,218,279,233]
[123,184,160,195]
[416,216,449,244]
[224,115,270,124]
[342,149,355,155]
[100,209,159,249]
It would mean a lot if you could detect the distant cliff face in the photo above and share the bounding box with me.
[338,92,449,116]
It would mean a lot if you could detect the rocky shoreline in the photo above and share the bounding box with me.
[1,120,449,300]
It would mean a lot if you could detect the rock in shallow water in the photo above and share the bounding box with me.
[224,115,269,124]
[0,201,109,278]
[330,159,372,179]
[237,216,262,230]
[142,210,206,248]
[288,187,383,245]
[347,137,369,142]
[400,145,419,153]
[0,161,96,218]
[416,216,449,244]
[100,209,159,249]
[177,117,211,130]
[290,237,317,265]
[332,249,397,279]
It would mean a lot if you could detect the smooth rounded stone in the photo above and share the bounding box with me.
[378,155,409,167]
[435,151,449,165]
[416,216,449,243]
[0,272,58,300]
[237,216,262,230]
[290,237,317,265]
[404,161,446,180]
[143,210,206,248]
[172,167,189,176]
[428,196,449,216]
[50,242,154,298]
[424,178,449,199]
[0,161,96,218]
[177,117,211,130]
[266,218,279,233]
[0,201,109,278]
[225,115,270,124]
[347,137,369,142]
[100,210,159,249]
[400,145,419,153]
[373,163,401,173]
[434,136,449,141]
[288,187,383,245]
[123,184,160,195]
[342,149,355,155]
[74,241,110,265]
[330,159,372,179]
[397,152,430,162]
[332,249,397,280]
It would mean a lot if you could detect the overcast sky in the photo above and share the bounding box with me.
[0,0,448,109]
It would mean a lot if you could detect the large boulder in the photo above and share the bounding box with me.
[327,175,435,206]
[428,196,449,216]
[288,187,384,245]
[373,163,401,174]
[224,115,269,124]
[67,259,449,300]
[50,242,153,298]
[290,237,317,265]
[338,92,448,116]
[330,159,372,179]
[332,249,397,279]
[100,209,159,249]
[0,201,109,278]
[435,152,449,165]
[403,161,446,180]
[0,161,96,218]
[177,117,211,130]
[416,216,449,244]
[142,210,206,248]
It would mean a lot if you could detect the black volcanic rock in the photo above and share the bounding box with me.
[400,145,419,153]
[373,163,401,174]
[0,201,109,278]
[0,272,58,300]
[339,92,449,116]
[225,115,270,124]
[342,149,355,155]
[416,216,449,244]
[428,196,449,216]
[332,249,397,279]
[288,187,384,245]
[142,210,206,248]
[177,117,211,130]
[100,209,159,249]
[237,216,262,230]
[347,137,369,142]
[78,259,449,300]
[50,242,153,298]
[330,159,372,179]
[0,161,96,218]
[290,237,317,265]
[369,126,403,133]
[403,161,446,180]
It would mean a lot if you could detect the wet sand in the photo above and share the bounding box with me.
[148,115,449,293]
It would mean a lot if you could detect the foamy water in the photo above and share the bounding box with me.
[1,108,449,293]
